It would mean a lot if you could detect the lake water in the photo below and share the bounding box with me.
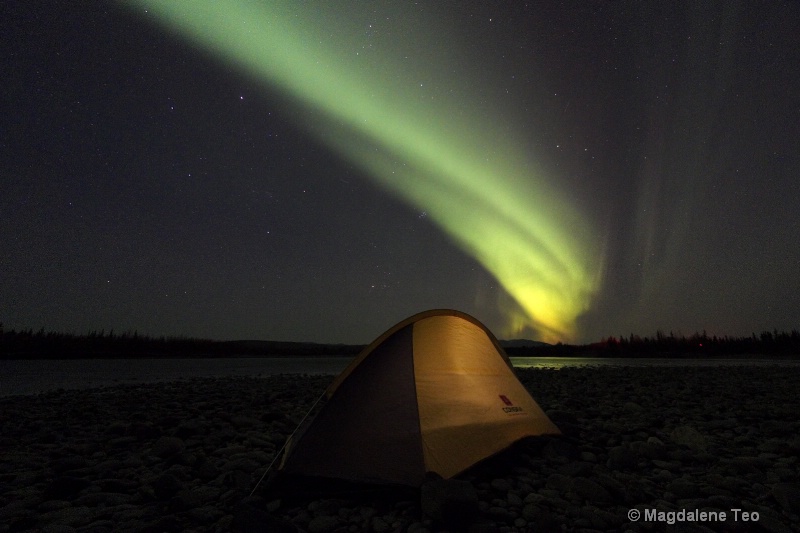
[2,356,799,397]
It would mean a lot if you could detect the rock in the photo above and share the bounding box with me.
[4,366,800,533]
[73,491,135,506]
[624,401,644,412]
[557,461,594,477]
[307,498,350,516]
[772,483,800,515]
[139,515,183,533]
[39,500,72,512]
[186,505,223,524]
[407,523,430,533]
[214,445,250,456]
[233,496,298,533]
[542,439,580,461]
[651,459,681,470]
[230,415,260,428]
[487,506,512,520]
[545,473,573,492]
[756,515,794,533]
[6,514,38,532]
[759,439,790,455]
[571,477,613,503]
[266,499,281,512]
[43,476,91,500]
[49,455,89,473]
[670,425,707,451]
[420,478,479,528]
[175,420,204,438]
[759,420,788,438]
[606,445,637,470]
[506,491,522,506]
[41,525,77,533]
[581,451,598,462]
[523,492,546,505]
[653,469,674,482]
[466,522,501,533]
[151,436,185,458]
[545,409,578,424]
[629,439,666,459]
[128,422,161,441]
[219,469,251,491]
[220,457,261,473]
[171,487,220,511]
[578,505,615,529]
[150,473,183,500]
[592,473,626,499]
[371,517,391,532]
[194,455,221,480]
[359,506,377,520]
[727,456,770,475]
[704,494,739,509]
[520,505,559,530]
[490,478,511,492]
[665,479,703,499]
[307,515,340,533]
[39,506,94,528]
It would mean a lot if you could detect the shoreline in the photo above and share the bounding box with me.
[3,352,798,360]
[1,367,799,532]
[6,356,800,399]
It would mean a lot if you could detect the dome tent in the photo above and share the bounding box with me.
[278,309,560,487]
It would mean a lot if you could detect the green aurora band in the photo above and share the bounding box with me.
[125,0,603,342]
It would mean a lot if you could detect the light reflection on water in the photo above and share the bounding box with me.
[2,356,799,396]
[510,356,800,369]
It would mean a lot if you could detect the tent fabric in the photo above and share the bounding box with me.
[278,309,560,486]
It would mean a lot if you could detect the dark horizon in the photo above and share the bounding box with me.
[2,323,799,360]
[4,319,800,345]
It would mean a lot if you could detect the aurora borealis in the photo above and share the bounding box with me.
[121,0,601,342]
[2,1,799,344]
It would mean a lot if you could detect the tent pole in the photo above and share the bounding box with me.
[248,388,328,497]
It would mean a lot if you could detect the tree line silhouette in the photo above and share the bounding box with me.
[2,323,798,359]
[0,324,363,359]
[504,329,800,358]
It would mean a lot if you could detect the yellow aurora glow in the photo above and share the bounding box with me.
[124,0,602,342]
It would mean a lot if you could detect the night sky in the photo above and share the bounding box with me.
[3,1,799,345]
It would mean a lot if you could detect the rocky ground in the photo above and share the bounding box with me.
[1,366,798,532]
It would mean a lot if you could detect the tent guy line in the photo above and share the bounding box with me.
[248,388,327,498]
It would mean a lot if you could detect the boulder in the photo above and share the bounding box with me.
[772,483,800,515]
[420,478,479,528]
[571,477,613,504]
[150,473,183,500]
[151,436,185,458]
[606,445,637,470]
[232,498,297,533]
[670,426,707,451]
[307,515,340,533]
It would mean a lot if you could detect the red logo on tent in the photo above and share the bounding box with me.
[499,395,513,406]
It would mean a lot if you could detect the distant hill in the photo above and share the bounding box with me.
[0,329,364,359]
[220,340,364,356]
[5,327,797,359]
[500,339,551,349]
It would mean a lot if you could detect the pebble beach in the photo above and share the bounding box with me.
[1,366,799,532]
